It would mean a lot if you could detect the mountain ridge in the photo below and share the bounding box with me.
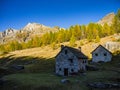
[0,12,115,44]
[97,12,115,25]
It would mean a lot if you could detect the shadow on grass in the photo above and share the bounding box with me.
[0,54,120,90]
[0,55,55,74]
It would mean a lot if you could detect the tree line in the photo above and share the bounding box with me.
[0,9,120,52]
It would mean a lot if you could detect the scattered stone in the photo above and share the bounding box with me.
[61,79,70,83]
[87,82,120,89]
[11,65,24,70]
[111,83,120,88]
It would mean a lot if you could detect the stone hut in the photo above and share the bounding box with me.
[55,45,88,76]
[91,45,112,63]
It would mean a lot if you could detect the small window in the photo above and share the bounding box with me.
[95,53,98,56]
[104,53,107,56]
[69,59,73,63]
[83,60,84,63]
[59,68,61,71]
[71,69,74,72]
[65,50,67,54]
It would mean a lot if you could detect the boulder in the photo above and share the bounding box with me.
[61,79,70,83]
[87,82,106,88]
[87,82,120,89]
[111,83,120,88]
[11,65,24,70]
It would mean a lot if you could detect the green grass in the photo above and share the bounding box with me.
[4,73,61,86]
[2,70,120,90]
[2,73,88,90]
[0,54,120,90]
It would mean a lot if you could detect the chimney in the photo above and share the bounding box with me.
[78,47,81,51]
[61,45,64,49]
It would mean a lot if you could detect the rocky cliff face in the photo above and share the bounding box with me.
[22,23,58,35]
[0,32,3,38]
[2,28,18,37]
[23,23,47,31]
[0,23,59,44]
[97,12,115,26]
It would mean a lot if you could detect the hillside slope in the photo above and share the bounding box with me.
[1,34,119,59]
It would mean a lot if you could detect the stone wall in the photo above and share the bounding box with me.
[56,47,87,76]
[92,46,112,62]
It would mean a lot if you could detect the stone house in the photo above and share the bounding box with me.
[55,45,88,76]
[91,45,112,63]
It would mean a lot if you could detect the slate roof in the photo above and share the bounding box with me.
[91,45,112,54]
[55,46,88,59]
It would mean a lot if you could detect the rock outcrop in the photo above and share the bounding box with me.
[0,23,59,44]
[2,28,18,37]
[97,12,115,26]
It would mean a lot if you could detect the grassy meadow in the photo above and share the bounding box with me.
[0,52,120,90]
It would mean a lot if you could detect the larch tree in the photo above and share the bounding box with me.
[69,35,76,47]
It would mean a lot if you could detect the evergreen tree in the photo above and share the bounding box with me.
[95,35,100,43]
[81,25,87,39]
[74,25,82,40]
[112,9,120,33]
[86,23,98,41]
[69,35,76,47]
[103,23,111,36]
[51,42,57,50]
[0,45,5,52]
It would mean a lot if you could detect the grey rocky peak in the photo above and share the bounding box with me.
[3,28,18,36]
[22,23,48,31]
[97,12,115,26]
[0,28,18,44]
[22,22,59,36]
[0,32,3,38]
[0,22,59,44]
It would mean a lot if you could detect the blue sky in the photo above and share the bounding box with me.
[0,0,120,31]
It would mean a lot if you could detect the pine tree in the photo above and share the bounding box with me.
[112,9,120,33]
[51,42,57,50]
[69,35,76,47]
[74,25,82,40]
[86,23,95,41]
[95,35,100,43]
[103,23,111,36]
[0,45,5,52]
[81,25,87,39]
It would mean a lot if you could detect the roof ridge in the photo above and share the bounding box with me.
[91,44,112,54]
